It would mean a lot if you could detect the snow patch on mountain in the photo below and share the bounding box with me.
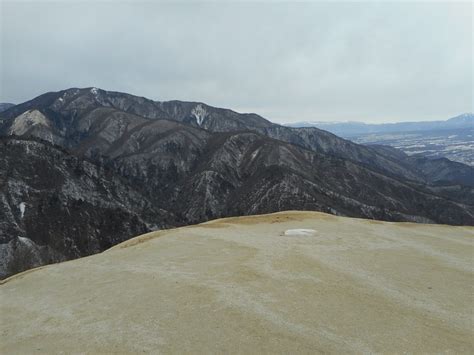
[19,202,26,219]
[192,104,207,126]
[250,148,261,161]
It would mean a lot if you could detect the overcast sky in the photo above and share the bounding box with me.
[1,1,472,123]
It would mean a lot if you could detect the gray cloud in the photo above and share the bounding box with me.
[1,1,472,123]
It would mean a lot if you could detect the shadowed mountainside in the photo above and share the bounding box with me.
[0,136,172,279]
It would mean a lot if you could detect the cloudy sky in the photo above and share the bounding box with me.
[1,1,472,123]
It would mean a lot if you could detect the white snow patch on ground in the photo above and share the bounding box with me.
[250,148,260,161]
[192,104,207,126]
[284,229,317,236]
[19,202,26,218]
[90,87,99,95]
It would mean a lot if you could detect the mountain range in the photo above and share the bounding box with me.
[0,87,472,278]
[285,113,474,136]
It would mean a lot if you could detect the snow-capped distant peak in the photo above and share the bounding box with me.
[192,104,207,126]
[450,113,473,122]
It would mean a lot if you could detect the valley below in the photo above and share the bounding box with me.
[287,113,474,166]
[1,211,473,353]
[352,128,474,166]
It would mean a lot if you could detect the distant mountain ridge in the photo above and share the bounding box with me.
[0,87,472,278]
[0,103,15,113]
[286,113,474,136]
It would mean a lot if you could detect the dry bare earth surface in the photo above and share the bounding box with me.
[1,211,473,354]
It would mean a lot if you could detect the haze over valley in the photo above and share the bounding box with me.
[287,113,474,166]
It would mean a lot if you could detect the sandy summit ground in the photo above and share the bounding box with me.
[1,211,473,354]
